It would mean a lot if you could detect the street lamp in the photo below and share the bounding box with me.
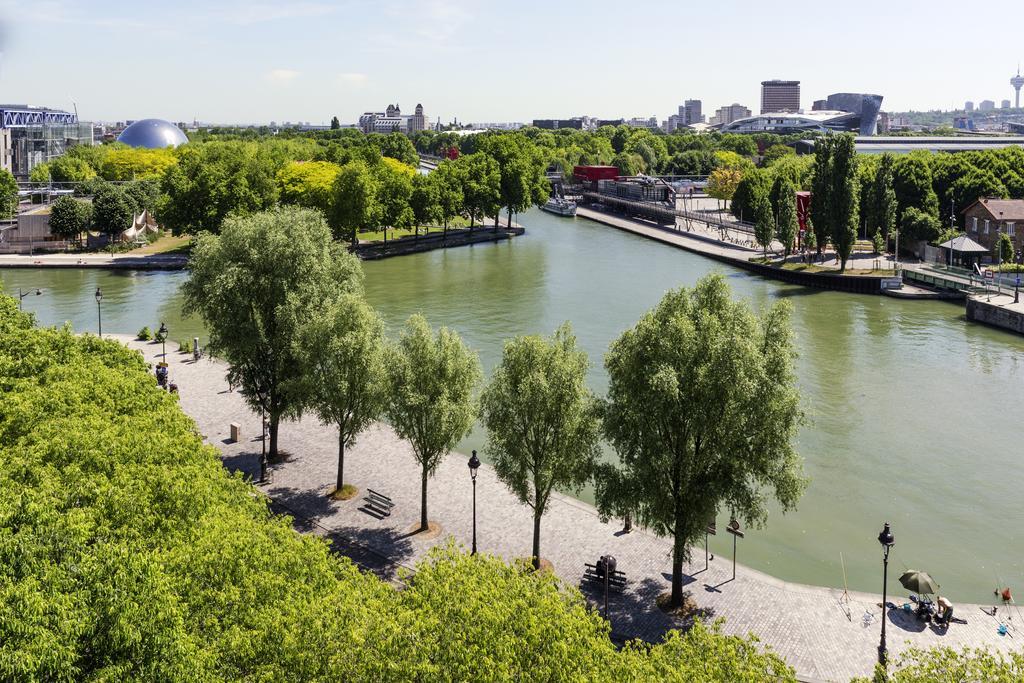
[94,287,103,337]
[877,522,895,667]
[468,450,480,554]
[601,554,617,619]
[158,322,168,359]
[17,287,42,310]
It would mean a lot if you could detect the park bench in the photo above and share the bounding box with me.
[364,489,394,517]
[582,562,627,592]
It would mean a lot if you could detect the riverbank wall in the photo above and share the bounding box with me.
[577,207,891,295]
[354,226,524,260]
[966,294,1024,335]
[0,254,188,270]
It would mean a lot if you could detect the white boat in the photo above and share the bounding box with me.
[541,197,577,217]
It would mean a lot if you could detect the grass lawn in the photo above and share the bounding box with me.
[356,218,485,244]
[775,262,896,276]
[128,233,192,256]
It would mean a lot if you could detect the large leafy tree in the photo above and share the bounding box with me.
[596,274,806,608]
[100,146,177,181]
[183,206,362,458]
[294,294,388,494]
[410,173,441,230]
[376,159,416,236]
[869,153,898,241]
[91,183,135,236]
[330,159,381,245]
[374,132,419,166]
[892,153,939,225]
[459,154,501,228]
[809,136,833,256]
[276,160,341,216]
[432,160,466,235]
[386,314,481,532]
[47,195,93,240]
[479,324,601,570]
[48,154,97,182]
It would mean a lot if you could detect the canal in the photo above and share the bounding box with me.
[4,207,1023,603]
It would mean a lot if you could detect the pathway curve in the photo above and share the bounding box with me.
[120,337,1021,683]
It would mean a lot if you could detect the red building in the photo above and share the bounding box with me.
[573,165,620,185]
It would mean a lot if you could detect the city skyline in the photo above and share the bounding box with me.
[1,0,1023,125]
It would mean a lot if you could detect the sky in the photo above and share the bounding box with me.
[1,0,1023,126]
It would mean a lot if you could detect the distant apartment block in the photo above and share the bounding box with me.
[965,101,975,112]
[760,80,800,114]
[665,100,705,132]
[532,118,585,130]
[709,103,752,126]
[979,100,996,112]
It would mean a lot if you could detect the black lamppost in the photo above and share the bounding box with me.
[601,554,617,619]
[158,322,168,359]
[468,450,480,555]
[260,407,268,483]
[94,287,103,337]
[17,287,42,310]
[877,522,895,667]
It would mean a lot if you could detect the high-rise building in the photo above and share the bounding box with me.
[1002,100,1012,109]
[811,99,828,111]
[760,80,800,113]
[979,100,996,111]
[709,103,752,126]
[1011,67,1024,109]
[684,99,704,124]
[965,101,975,112]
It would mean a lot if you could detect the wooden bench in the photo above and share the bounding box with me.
[364,489,394,517]
[583,562,627,592]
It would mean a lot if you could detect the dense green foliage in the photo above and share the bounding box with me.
[596,274,806,608]
[480,324,601,569]
[91,183,135,235]
[0,168,20,218]
[47,196,93,238]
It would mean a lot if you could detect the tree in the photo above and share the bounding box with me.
[294,294,388,495]
[159,142,280,235]
[410,173,441,231]
[858,646,1024,683]
[0,169,18,219]
[432,160,466,235]
[762,144,795,166]
[996,231,1014,264]
[774,177,798,257]
[376,159,416,237]
[706,168,742,216]
[809,137,833,256]
[667,150,718,176]
[182,206,363,458]
[330,159,381,245]
[892,153,938,225]
[872,154,898,241]
[752,186,775,256]
[330,116,341,130]
[375,132,419,167]
[92,184,134,236]
[950,169,1008,220]
[123,177,163,215]
[828,134,859,272]
[611,152,644,176]
[49,154,97,182]
[47,196,93,240]
[100,146,177,181]
[460,154,501,229]
[900,206,941,242]
[386,315,481,532]
[479,324,601,570]
[596,274,806,609]
[730,170,771,222]
[277,160,341,216]
[29,163,52,183]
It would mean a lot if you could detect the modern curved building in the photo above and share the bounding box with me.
[823,93,883,135]
[719,110,861,135]
[116,118,188,149]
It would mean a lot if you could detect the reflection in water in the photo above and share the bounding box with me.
[3,207,1024,602]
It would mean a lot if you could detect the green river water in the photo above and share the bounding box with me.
[4,207,1023,603]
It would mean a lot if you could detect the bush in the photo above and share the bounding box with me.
[137,326,152,341]
[178,338,193,353]
[153,327,167,343]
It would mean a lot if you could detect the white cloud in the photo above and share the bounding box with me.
[337,72,368,87]
[266,68,300,84]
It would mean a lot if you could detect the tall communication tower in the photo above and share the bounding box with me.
[1012,65,1024,109]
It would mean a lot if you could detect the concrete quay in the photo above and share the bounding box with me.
[119,336,1024,683]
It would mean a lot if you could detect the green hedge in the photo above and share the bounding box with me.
[0,294,798,681]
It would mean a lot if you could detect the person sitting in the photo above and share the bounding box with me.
[935,595,953,626]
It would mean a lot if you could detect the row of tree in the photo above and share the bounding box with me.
[185,206,806,610]
[47,178,161,238]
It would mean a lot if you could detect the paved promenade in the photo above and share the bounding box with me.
[122,337,1021,682]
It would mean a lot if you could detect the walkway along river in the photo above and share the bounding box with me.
[3,206,1023,604]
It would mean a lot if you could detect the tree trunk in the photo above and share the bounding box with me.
[269,416,280,459]
[671,536,685,608]
[507,210,513,229]
[420,466,429,531]
[532,509,542,571]
[336,431,346,491]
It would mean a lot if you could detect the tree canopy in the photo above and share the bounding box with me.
[597,274,806,608]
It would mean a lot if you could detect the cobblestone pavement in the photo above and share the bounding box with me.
[123,337,1021,682]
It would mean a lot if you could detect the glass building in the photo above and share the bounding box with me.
[0,105,93,179]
